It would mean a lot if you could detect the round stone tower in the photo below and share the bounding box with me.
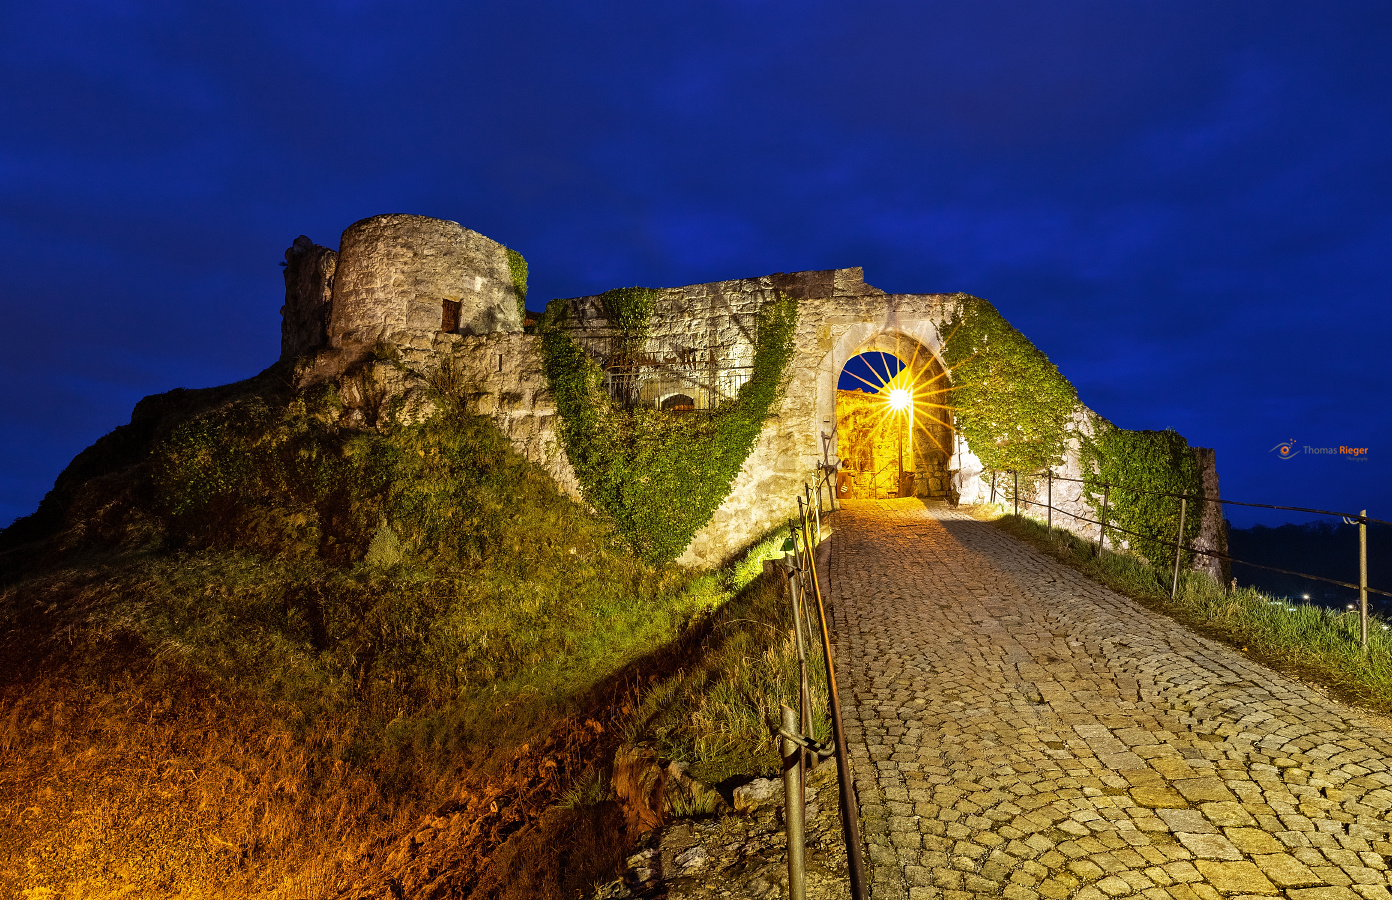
[327,214,523,358]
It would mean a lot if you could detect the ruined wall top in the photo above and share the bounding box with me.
[280,235,337,362]
[551,267,890,357]
[327,214,522,359]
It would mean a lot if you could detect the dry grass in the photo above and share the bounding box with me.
[0,669,402,898]
[623,531,833,785]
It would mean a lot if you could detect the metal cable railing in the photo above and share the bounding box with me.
[770,483,866,900]
[988,468,1388,649]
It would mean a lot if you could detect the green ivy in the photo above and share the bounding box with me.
[598,286,661,353]
[505,248,528,321]
[154,388,346,519]
[939,294,1080,473]
[540,293,798,564]
[1081,420,1204,570]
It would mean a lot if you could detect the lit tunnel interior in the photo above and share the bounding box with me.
[835,340,955,500]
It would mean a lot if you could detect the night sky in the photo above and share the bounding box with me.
[2,2,1389,531]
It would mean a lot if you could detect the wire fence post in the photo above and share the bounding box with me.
[799,507,868,900]
[1096,485,1110,555]
[1170,497,1187,599]
[785,520,814,763]
[1361,509,1369,652]
[1047,469,1053,530]
[971,469,1388,607]
[779,703,807,900]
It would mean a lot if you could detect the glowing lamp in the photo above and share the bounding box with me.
[889,388,911,411]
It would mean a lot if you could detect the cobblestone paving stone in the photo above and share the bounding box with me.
[828,500,1392,900]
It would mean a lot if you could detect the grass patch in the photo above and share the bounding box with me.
[623,531,833,785]
[0,377,781,897]
[984,507,1392,713]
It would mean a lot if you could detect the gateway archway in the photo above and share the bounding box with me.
[834,335,955,500]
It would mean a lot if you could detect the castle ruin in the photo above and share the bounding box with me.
[281,213,1225,575]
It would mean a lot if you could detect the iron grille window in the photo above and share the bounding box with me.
[577,335,753,412]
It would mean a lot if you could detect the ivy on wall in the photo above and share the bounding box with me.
[1081,421,1204,570]
[540,292,798,564]
[505,248,528,320]
[598,286,660,352]
[939,294,1080,474]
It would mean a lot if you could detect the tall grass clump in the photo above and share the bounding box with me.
[987,509,1392,712]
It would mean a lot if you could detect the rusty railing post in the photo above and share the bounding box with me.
[799,508,868,900]
[1047,469,1053,529]
[1361,510,1369,652]
[1097,484,1110,554]
[785,520,814,767]
[780,703,806,900]
[1013,470,1019,517]
[1171,497,1187,599]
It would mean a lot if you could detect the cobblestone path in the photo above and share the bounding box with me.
[828,500,1392,900]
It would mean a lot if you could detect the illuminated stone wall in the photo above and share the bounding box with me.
[552,268,983,566]
[282,214,1222,575]
[328,214,522,360]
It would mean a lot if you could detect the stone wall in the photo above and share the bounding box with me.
[280,236,337,361]
[553,268,1224,575]
[1004,422,1228,582]
[328,214,522,362]
[327,332,580,501]
[1191,448,1229,583]
[442,332,580,501]
[553,269,981,567]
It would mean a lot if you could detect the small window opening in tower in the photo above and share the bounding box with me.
[441,299,461,332]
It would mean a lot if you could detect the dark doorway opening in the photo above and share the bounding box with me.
[661,394,696,412]
[441,299,461,332]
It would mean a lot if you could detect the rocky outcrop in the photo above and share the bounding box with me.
[591,761,850,900]
[304,331,581,501]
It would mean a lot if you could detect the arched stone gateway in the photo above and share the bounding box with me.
[810,308,988,514]
[549,267,1001,565]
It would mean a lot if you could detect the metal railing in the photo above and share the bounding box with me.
[771,483,866,900]
[575,334,754,411]
[989,468,1390,650]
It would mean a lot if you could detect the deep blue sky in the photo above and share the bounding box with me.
[2,1,1389,530]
